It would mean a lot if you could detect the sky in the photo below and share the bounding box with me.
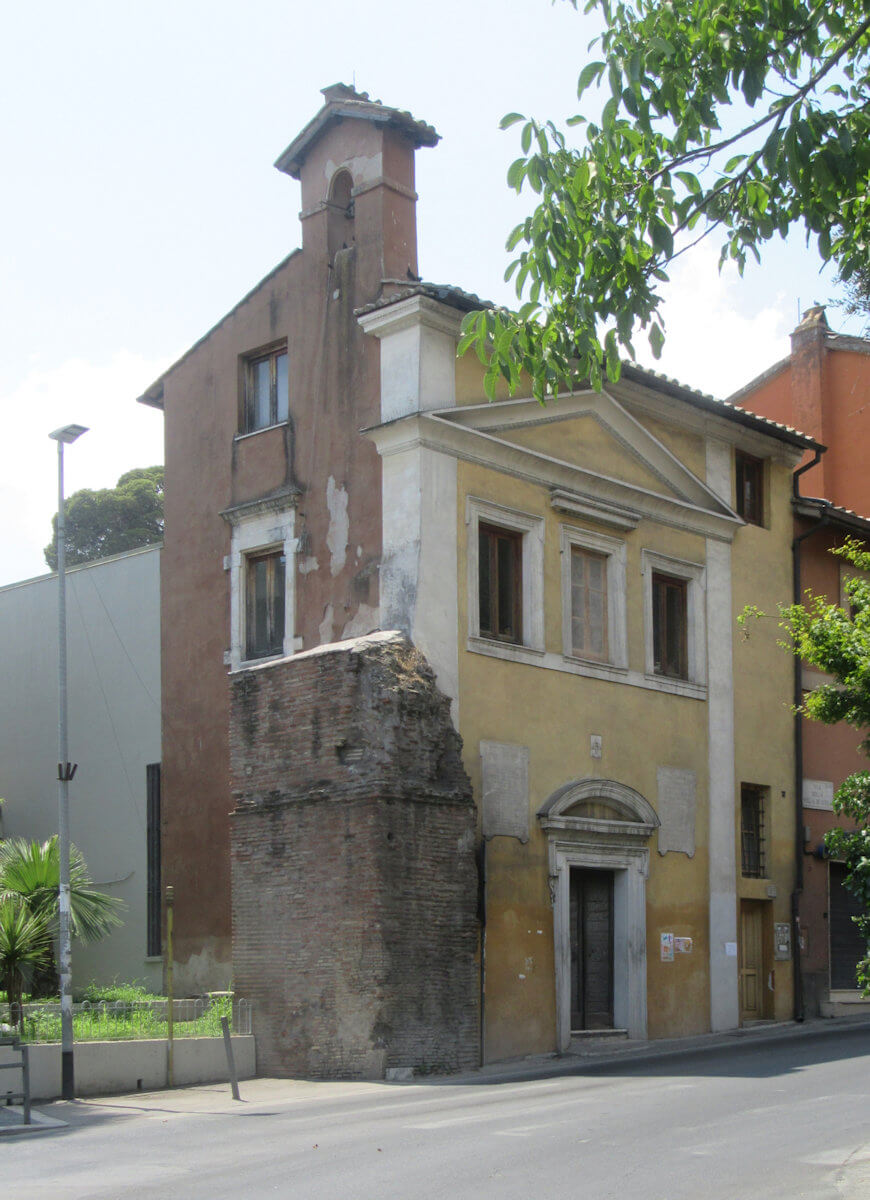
[1,0,862,587]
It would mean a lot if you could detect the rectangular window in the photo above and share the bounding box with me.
[146,763,161,958]
[652,572,688,679]
[478,523,522,644]
[244,348,288,432]
[245,550,286,659]
[736,451,764,526]
[741,784,766,878]
[570,547,608,660]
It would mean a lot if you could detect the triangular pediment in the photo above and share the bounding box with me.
[418,389,739,537]
[498,412,683,500]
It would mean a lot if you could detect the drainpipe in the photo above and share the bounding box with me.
[791,447,825,1022]
[477,838,487,1067]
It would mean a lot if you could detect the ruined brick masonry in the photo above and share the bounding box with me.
[229,631,480,1078]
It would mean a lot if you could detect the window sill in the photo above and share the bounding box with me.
[643,673,707,700]
[234,422,288,443]
[467,635,545,665]
[144,956,163,964]
[466,641,708,700]
[561,654,629,683]
[231,651,285,673]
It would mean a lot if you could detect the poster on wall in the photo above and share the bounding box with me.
[675,937,693,954]
[660,932,675,962]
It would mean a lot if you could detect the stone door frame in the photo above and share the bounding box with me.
[538,778,658,1050]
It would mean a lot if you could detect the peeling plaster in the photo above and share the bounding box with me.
[341,603,380,640]
[299,556,319,575]
[319,603,335,644]
[326,476,349,577]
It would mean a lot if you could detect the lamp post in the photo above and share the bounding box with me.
[48,422,88,1101]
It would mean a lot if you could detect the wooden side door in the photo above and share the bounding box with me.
[570,868,614,1031]
[740,900,764,1021]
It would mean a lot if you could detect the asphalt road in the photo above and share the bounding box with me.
[5,1027,870,1200]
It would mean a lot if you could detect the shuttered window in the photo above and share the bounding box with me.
[570,547,608,660]
[478,524,523,644]
[736,451,764,526]
[652,572,688,679]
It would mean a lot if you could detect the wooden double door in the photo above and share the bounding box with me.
[570,868,614,1031]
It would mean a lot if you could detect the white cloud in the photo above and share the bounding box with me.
[634,243,794,398]
[0,352,167,587]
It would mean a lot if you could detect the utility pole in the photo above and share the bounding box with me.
[49,423,88,1101]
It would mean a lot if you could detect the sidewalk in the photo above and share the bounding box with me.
[3,1013,869,1133]
[450,1012,870,1085]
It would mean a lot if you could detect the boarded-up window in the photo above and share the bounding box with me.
[741,783,766,878]
[245,550,286,659]
[652,572,687,679]
[736,451,764,526]
[571,546,608,660]
[479,524,522,644]
[146,763,161,958]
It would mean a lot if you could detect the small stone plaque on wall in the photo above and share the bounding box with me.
[656,766,696,857]
[480,741,530,843]
[803,779,835,811]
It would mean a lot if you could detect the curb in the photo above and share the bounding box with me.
[436,1015,870,1087]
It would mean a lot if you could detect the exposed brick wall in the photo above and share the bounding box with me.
[230,632,480,1079]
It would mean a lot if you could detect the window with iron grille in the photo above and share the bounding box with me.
[736,451,764,526]
[243,347,288,432]
[741,783,767,878]
[245,550,286,659]
[478,523,523,644]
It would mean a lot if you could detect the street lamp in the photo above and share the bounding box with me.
[48,422,88,1101]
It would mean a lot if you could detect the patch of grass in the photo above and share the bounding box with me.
[76,980,152,1004]
[17,995,234,1044]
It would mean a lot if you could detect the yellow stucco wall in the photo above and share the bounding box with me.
[731,456,797,1020]
[451,401,797,1060]
[499,415,683,498]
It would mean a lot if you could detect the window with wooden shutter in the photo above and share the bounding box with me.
[478,523,523,644]
[570,547,608,660]
[736,451,764,526]
[652,572,688,679]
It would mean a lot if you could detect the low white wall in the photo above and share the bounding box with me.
[0,1037,256,1102]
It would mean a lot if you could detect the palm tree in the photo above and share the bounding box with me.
[0,898,50,1029]
[0,837,125,997]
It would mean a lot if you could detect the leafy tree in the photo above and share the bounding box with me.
[44,466,164,570]
[0,899,50,1029]
[0,837,125,997]
[837,259,870,330]
[781,540,870,992]
[461,0,870,398]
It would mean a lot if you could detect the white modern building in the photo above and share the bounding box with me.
[0,544,162,991]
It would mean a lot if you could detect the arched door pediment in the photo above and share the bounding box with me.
[537,778,659,841]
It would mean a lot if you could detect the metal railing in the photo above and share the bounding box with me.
[7,997,252,1044]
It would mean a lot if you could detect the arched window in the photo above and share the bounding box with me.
[327,169,355,262]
